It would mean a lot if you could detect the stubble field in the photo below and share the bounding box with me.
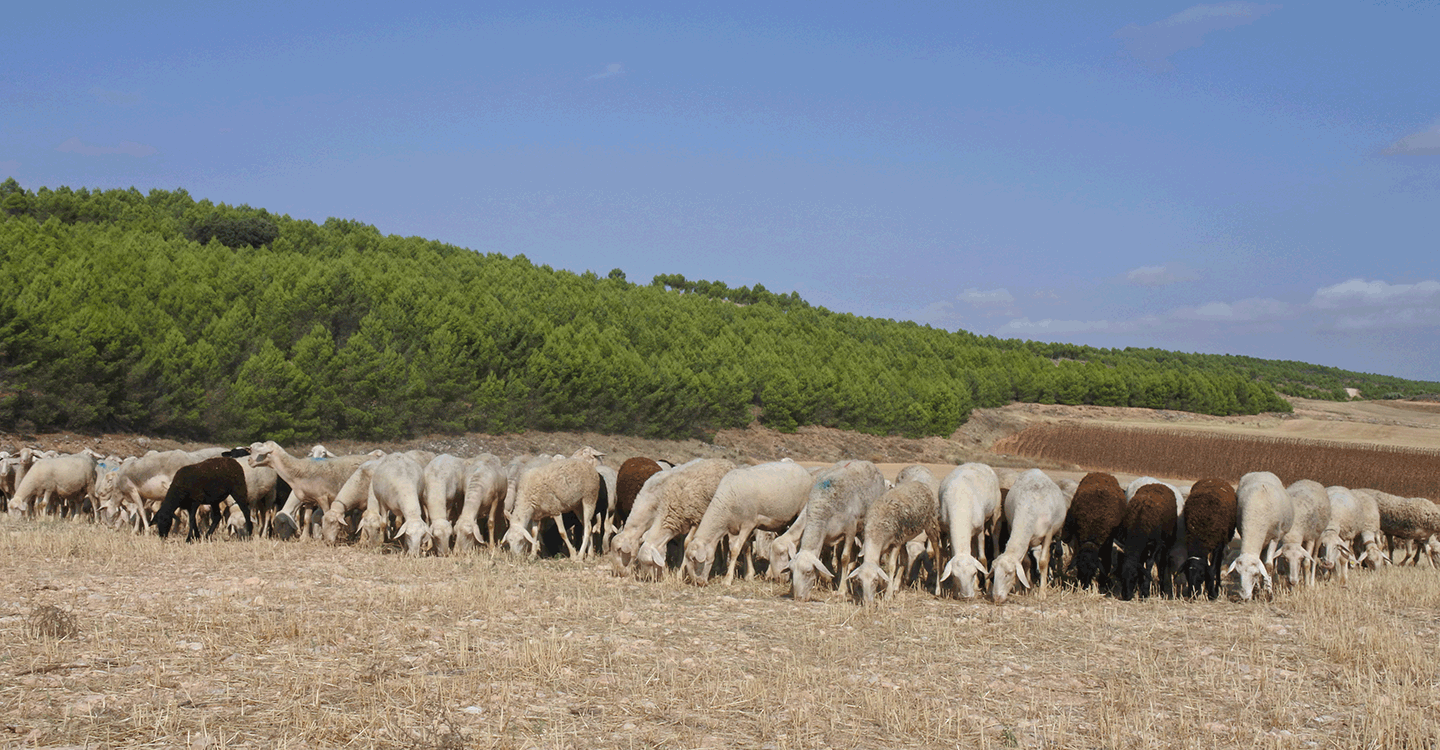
[4,397,1440,748]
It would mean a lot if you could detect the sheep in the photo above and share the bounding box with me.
[1227,471,1295,601]
[1117,483,1179,600]
[8,452,98,519]
[1179,478,1237,599]
[634,459,738,577]
[247,441,373,540]
[1060,472,1126,592]
[503,450,605,558]
[683,460,813,585]
[321,459,379,545]
[421,454,470,555]
[1369,489,1440,563]
[357,452,431,555]
[1346,488,1390,568]
[308,445,338,459]
[454,455,506,552]
[848,477,941,604]
[784,460,887,602]
[611,460,700,568]
[765,505,808,581]
[101,447,226,531]
[1318,486,1365,583]
[217,447,285,538]
[936,463,1003,599]
[1277,479,1332,587]
[990,469,1069,604]
[594,464,618,552]
[152,457,252,541]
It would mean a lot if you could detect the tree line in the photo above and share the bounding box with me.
[2,179,1435,444]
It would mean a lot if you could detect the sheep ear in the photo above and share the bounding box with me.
[878,567,893,583]
[520,525,538,546]
[1015,565,1031,589]
[813,558,834,582]
[846,567,861,581]
[775,560,790,574]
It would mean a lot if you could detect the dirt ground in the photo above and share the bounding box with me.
[4,398,1440,748]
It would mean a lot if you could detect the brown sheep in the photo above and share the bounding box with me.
[1180,478,1237,599]
[1061,472,1125,591]
[1118,483,1178,600]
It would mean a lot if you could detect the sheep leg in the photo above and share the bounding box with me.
[554,516,579,558]
[725,524,758,586]
[579,496,598,558]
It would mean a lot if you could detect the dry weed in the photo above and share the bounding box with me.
[3,519,1439,748]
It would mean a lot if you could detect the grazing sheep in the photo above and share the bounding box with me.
[1318,486,1364,583]
[608,458,664,543]
[1346,488,1389,568]
[848,477,941,604]
[684,461,813,585]
[1228,471,1295,601]
[1369,490,1440,563]
[152,457,251,541]
[422,454,470,555]
[1277,479,1332,587]
[1180,479,1237,599]
[248,442,373,540]
[357,453,431,555]
[320,459,379,545]
[634,459,737,577]
[785,460,887,602]
[454,455,506,553]
[9,452,98,519]
[219,447,283,538]
[102,448,226,531]
[936,463,1003,599]
[1117,483,1179,600]
[504,451,605,558]
[765,506,808,581]
[1125,475,1187,579]
[1061,472,1126,592]
[990,469,1069,604]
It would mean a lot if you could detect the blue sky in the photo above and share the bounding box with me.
[5,2,1439,381]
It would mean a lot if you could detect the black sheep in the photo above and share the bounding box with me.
[153,457,253,541]
[1062,472,1126,590]
[1180,478,1237,599]
[1118,483,1178,600]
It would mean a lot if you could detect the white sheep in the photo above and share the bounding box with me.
[936,462,1003,599]
[1368,489,1440,564]
[1227,471,1295,600]
[8,452,97,519]
[503,451,604,558]
[848,477,941,604]
[421,454,470,555]
[248,441,375,540]
[634,459,737,578]
[990,469,1069,603]
[454,454,505,552]
[357,452,431,555]
[1278,479,1332,587]
[611,459,701,568]
[308,444,338,459]
[683,461,813,585]
[321,459,379,545]
[1319,486,1364,583]
[784,460,887,602]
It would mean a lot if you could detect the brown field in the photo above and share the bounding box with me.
[993,424,1440,499]
[5,397,1440,748]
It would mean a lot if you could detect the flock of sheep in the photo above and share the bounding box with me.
[4,440,1440,603]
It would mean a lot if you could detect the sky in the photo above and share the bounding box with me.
[4,2,1439,381]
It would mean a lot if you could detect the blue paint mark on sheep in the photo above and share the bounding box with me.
[818,478,833,490]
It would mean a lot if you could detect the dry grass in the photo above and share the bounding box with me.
[3,518,1440,749]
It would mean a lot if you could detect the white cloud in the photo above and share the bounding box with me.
[1311,278,1440,309]
[994,317,1118,336]
[587,63,624,80]
[1125,264,1198,287]
[1172,297,1291,323]
[1114,3,1279,70]
[55,137,157,157]
[1382,120,1440,156]
[958,287,1014,307]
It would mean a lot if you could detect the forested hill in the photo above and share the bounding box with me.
[2,180,1437,443]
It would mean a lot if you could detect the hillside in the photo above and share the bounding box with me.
[2,180,1437,445]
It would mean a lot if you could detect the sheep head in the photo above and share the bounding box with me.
[767,537,798,581]
[429,519,455,556]
[636,542,667,578]
[683,545,714,585]
[398,520,432,557]
[847,560,890,605]
[787,550,833,602]
[989,555,1030,604]
[1277,543,1313,586]
[1226,552,1271,600]
[941,554,987,599]
[501,522,539,556]
[320,509,349,545]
